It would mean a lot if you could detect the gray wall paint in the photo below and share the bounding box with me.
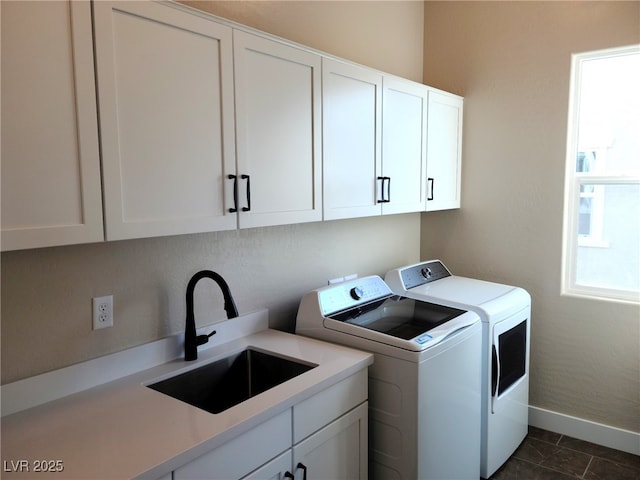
[2,216,420,384]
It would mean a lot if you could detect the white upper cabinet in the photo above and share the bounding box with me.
[233,30,322,228]
[3,0,464,251]
[1,1,104,251]
[323,62,431,220]
[93,1,237,240]
[381,76,428,215]
[425,90,464,211]
[323,58,383,221]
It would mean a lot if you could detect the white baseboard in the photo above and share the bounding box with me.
[529,405,640,456]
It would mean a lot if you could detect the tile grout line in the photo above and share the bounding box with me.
[529,433,597,478]
[553,434,597,479]
[493,429,640,479]
[581,456,595,479]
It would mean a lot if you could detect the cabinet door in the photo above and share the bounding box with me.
[174,410,291,479]
[293,402,368,480]
[234,30,322,228]
[1,0,103,251]
[425,90,463,211]
[241,450,292,480]
[93,1,236,240]
[323,58,383,220]
[381,77,428,215]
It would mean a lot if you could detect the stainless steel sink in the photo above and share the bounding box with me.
[148,348,316,414]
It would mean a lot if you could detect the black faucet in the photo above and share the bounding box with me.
[184,270,239,361]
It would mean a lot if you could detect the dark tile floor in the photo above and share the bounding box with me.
[489,426,640,480]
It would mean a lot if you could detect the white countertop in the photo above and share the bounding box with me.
[1,312,373,479]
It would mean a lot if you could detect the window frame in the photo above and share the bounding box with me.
[562,45,640,304]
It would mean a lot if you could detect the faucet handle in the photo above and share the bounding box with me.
[196,329,217,347]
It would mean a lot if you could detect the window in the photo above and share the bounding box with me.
[562,45,640,303]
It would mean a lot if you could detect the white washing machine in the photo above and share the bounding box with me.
[296,275,482,480]
[385,260,531,479]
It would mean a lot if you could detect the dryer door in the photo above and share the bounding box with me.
[491,312,528,413]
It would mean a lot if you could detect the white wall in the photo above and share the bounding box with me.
[0,1,424,384]
[182,0,424,83]
[421,1,640,434]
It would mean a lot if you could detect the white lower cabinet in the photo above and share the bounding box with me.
[242,451,292,480]
[292,403,368,480]
[173,371,368,480]
[173,410,291,480]
[241,404,367,480]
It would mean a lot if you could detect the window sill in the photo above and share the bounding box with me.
[577,237,610,248]
[562,288,640,305]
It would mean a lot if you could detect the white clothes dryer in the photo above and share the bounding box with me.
[296,275,482,480]
[385,260,531,479]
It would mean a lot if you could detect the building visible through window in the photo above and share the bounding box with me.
[563,45,640,303]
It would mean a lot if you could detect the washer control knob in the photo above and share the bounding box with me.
[421,267,432,279]
[350,287,364,300]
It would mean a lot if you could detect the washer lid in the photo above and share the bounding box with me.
[328,296,469,340]
[324,296,479,352]
[311,275,479,352]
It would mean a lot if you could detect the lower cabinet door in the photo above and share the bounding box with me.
[293,402,368,480]
[173,410,291,479]
[242,451,292,480]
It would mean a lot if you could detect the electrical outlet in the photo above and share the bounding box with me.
[92,295,113,330]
